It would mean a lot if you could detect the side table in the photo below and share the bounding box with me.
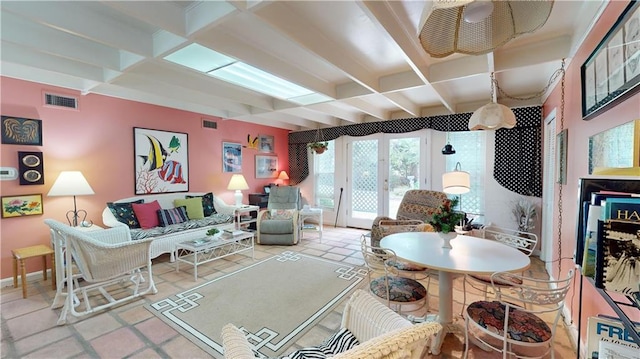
[234,205,260,231]
[299,207,323,242]
[12,244,55,299]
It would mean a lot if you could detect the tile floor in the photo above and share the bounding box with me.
[1,226,578,358]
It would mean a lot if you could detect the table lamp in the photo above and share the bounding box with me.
[227,174,249,207]
[277,170,289,185]
[47,171,95,227]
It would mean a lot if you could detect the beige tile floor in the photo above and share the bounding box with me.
[1,226,577,358]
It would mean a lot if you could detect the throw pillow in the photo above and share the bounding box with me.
[270,209,295,220]
[157,206,189,226]
[107,200,144,228]
[284,328,359,359]
[174,198,205,219]
[186,192,217,216]
[131,200,162,229]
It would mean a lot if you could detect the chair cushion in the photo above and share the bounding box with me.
[370,276,427,303]
[386,259,427,272]
[260,219,294,234]
[157,206,189,226]
[466,301,552,343]
[282,328,359,359]
[270,209,295,220]
[469,274,523,286]
[107,200,144,228]
[174,197,205,219]
[186,192,217,216]
[131,200,162,229]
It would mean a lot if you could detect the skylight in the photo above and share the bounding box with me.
[164,44,332,105]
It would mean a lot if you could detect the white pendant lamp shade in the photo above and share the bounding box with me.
[442,163,470,194]
[468,102,516,130]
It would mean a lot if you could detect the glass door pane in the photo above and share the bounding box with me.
[347,137,380,228]
[387,137,421,218]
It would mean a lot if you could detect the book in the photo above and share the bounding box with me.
[224,229,245,237]
[604,197,640,222]
[598,339,640,359]
[594,220,640,300]
[586,315,640,359]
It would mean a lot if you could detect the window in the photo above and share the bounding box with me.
[445,131,486,223]
[314,140,335,208]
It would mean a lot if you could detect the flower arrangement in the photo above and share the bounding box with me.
[429,197,464,234]
[512,197,537,233]
[307,141,328,154]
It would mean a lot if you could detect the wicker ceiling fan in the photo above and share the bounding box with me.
[418,0,555,58]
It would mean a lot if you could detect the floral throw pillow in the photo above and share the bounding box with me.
[270,209,295,220]
[107,200,144,228]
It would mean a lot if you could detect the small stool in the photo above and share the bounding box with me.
[12,244,56,299]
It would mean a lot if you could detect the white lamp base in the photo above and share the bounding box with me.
[234,190,243,207]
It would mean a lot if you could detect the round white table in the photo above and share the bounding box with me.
[380,232,531,355]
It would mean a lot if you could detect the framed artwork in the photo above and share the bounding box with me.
[134,127,188,194]
[581,1,640,120]
[1,116,43,145]
[1,194,43,218]
[255,155,278,179]
[589,119,640,174]
[258,134,274,153]
[223,142,242,173]
[555,129,568,184]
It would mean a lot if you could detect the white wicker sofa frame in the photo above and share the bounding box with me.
[102,192,236,261]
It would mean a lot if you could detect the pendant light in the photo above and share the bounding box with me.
[442,162,470,194]
[442,114,456,155]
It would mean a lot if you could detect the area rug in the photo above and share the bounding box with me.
[146,251,367,357]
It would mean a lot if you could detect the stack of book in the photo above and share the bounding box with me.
[224,229,245,237]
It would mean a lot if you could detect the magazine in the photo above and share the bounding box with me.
[586,315,640,359]
[595,220,640,301]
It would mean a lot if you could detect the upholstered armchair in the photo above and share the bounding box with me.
[256,186,300,245]
[370,190,448,248]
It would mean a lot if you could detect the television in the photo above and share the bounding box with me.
[574,177,640,267]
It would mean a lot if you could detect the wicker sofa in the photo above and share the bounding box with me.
[102,192,236,261]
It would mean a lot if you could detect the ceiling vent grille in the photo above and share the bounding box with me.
[202,119,217,129]
[44,93,78,109]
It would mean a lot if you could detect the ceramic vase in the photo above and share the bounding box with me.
[438,231,456,249]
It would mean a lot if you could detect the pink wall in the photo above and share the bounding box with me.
[542,0,640,348]
[0,77,290,279]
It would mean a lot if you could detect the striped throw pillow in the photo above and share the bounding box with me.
[157,206,188,227]
[285,328,359,359]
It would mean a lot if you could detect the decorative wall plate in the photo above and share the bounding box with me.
[22,154,41,167]
[22,170,42,183]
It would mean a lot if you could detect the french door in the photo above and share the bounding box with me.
[345,132,426,229]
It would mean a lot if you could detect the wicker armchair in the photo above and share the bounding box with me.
[221,289,441,359]
[370,190,448,248]
[44,219,157,325]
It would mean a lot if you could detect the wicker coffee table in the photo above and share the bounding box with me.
[175,231,254,281]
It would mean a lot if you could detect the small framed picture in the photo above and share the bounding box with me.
[1,116,43,146]
[258,135,274,153]
[555,129,568,184]
[1,194,44,218]
[256,155,278,179]
[223,142,243,173]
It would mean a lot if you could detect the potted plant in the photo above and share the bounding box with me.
[206,228,221,238]
[308,141,328,154]
[429,197,464,248]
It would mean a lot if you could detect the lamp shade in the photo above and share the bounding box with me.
[442,168,470,194]
[227,174,249,191]
[418,0,554,58]
[278,171,289,180]
[48,171,95,196]
[468,102,516,130]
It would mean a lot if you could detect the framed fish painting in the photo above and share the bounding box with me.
[134,127,189,194]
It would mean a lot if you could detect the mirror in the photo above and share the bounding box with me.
[589,119,640,176]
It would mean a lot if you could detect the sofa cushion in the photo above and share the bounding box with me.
[174,198,205,219]
[107,200,144,228]
[260,220,294,234]
[132,200,162,229]
[270,209,295,220]
[186,192,217,216]
[129,213,234,240]
[157,206,189,226]
[283,328,359,359]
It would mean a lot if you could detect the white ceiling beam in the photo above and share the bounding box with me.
[185,1,238,36]
[384,93,420,117]
[340,98,390,120]
[0,61,103,93]
[1,1,154,57]
[278,108,340,127]
[494,36,572,72]
[100,1,187,36]
[306,103,363,124]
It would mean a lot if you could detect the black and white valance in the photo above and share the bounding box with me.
[288,106,542,197]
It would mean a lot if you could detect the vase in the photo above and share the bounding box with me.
[438,231,456,249]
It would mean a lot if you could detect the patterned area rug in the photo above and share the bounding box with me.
[146,251,366,357]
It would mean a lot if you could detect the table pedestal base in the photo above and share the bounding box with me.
[409,314,463,355]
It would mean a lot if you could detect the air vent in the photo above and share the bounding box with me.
[202,119,217,129]
[45,93,78,109]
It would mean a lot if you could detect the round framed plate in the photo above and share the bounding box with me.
[23,170,42,183]
[22,154,41,167]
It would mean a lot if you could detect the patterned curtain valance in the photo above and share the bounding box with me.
[288,106,542,197]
